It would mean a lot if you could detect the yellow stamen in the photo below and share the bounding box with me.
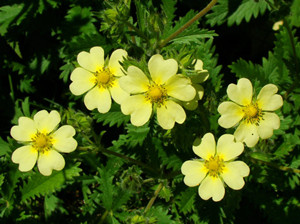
[32,132,53,153]
[95,68,115,88]
[205,156,224,177]
[243,103,263,125]
[146,84,167,106]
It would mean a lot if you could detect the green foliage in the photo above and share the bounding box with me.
[21,163,81,202]
[206,0,271,26]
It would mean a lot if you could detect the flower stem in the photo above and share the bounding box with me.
[144,182,164,213]
[98,146,159,174]
[159,0,218,48]
[250,157,300,174]
[99,210,109,224]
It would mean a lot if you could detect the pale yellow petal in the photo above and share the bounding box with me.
[110,80,130,104]
[148,54,178,85]
[181,160,207,187]
[193,133,216,160]
[52,125,77,153]
[227,78,253,106]
[121,95,152,126]
[37,150,65,176]
[156,100,186,129]
[84,87,111,113]
[119,66,149,94]
[218,102,244,128]
[257,84,283,111]
[77,46,104,72]
[108,49,127,77]
[69,67,95,95]
[216,134,244,161]
[221,161,250,190]
[195,84,204,100]
[11,145,37,172]
[234,121,259,148]
[10,117,37,142]
[198,176,225,202]
[165,75,196,101]
[194,59,204,71]
[34,110,61,133]
[257,112,280,139]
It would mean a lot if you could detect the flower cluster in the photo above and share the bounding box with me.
[69,47,203,130]
[10,45,284,204]
[181,77,283,202]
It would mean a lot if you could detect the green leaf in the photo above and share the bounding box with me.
[59,62,75,83]
[227,0,270,26]
[93,104,130,127]
[21,163,81,202]
[147,206,175,224]
[126,124,150,148]
[171,29,217,45]
[112,188,132,211]
[95,158,124,210]
[206,0,229,26]
[291,0,300,27]
[0,137,10,157]
[161,0,176,30]
[0,4,24,35]
[176,187,196,215]
[162,10,197,39]
[44,194,61,219]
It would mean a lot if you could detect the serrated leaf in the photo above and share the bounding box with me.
[227,0,270,26]
[162,10,197,39]
[126,124,150,148]
[0,137,10,157]
[291,0,300,27]
[0,4,24,35]
[171,30,217,45]
[112,189,132,211]
[21,163,81,202]
[147,206,175,224]
[59,62,75,83]
[176,187,196,214]
[206,0,229,26]
[161,0,176,30]
[93,104,130,127]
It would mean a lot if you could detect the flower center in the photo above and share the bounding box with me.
[243,103,263,125]
[31,132,53,153]
[95,68,115,88]
[204,156,224,177]
[146,84,167,106]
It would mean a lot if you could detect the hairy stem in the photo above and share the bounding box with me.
[159,0,218,48]
[144,182,164,213]
[251,157,300,174]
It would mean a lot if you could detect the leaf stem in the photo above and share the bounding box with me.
[144,182,164,213]
[159,0,218,48]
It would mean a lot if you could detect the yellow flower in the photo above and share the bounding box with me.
[10,110,77,176]
[218,78,283,147]
[69,46,128,113]
[181,133,249,202]
[119,54,196,129]
[184,59,209,110]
